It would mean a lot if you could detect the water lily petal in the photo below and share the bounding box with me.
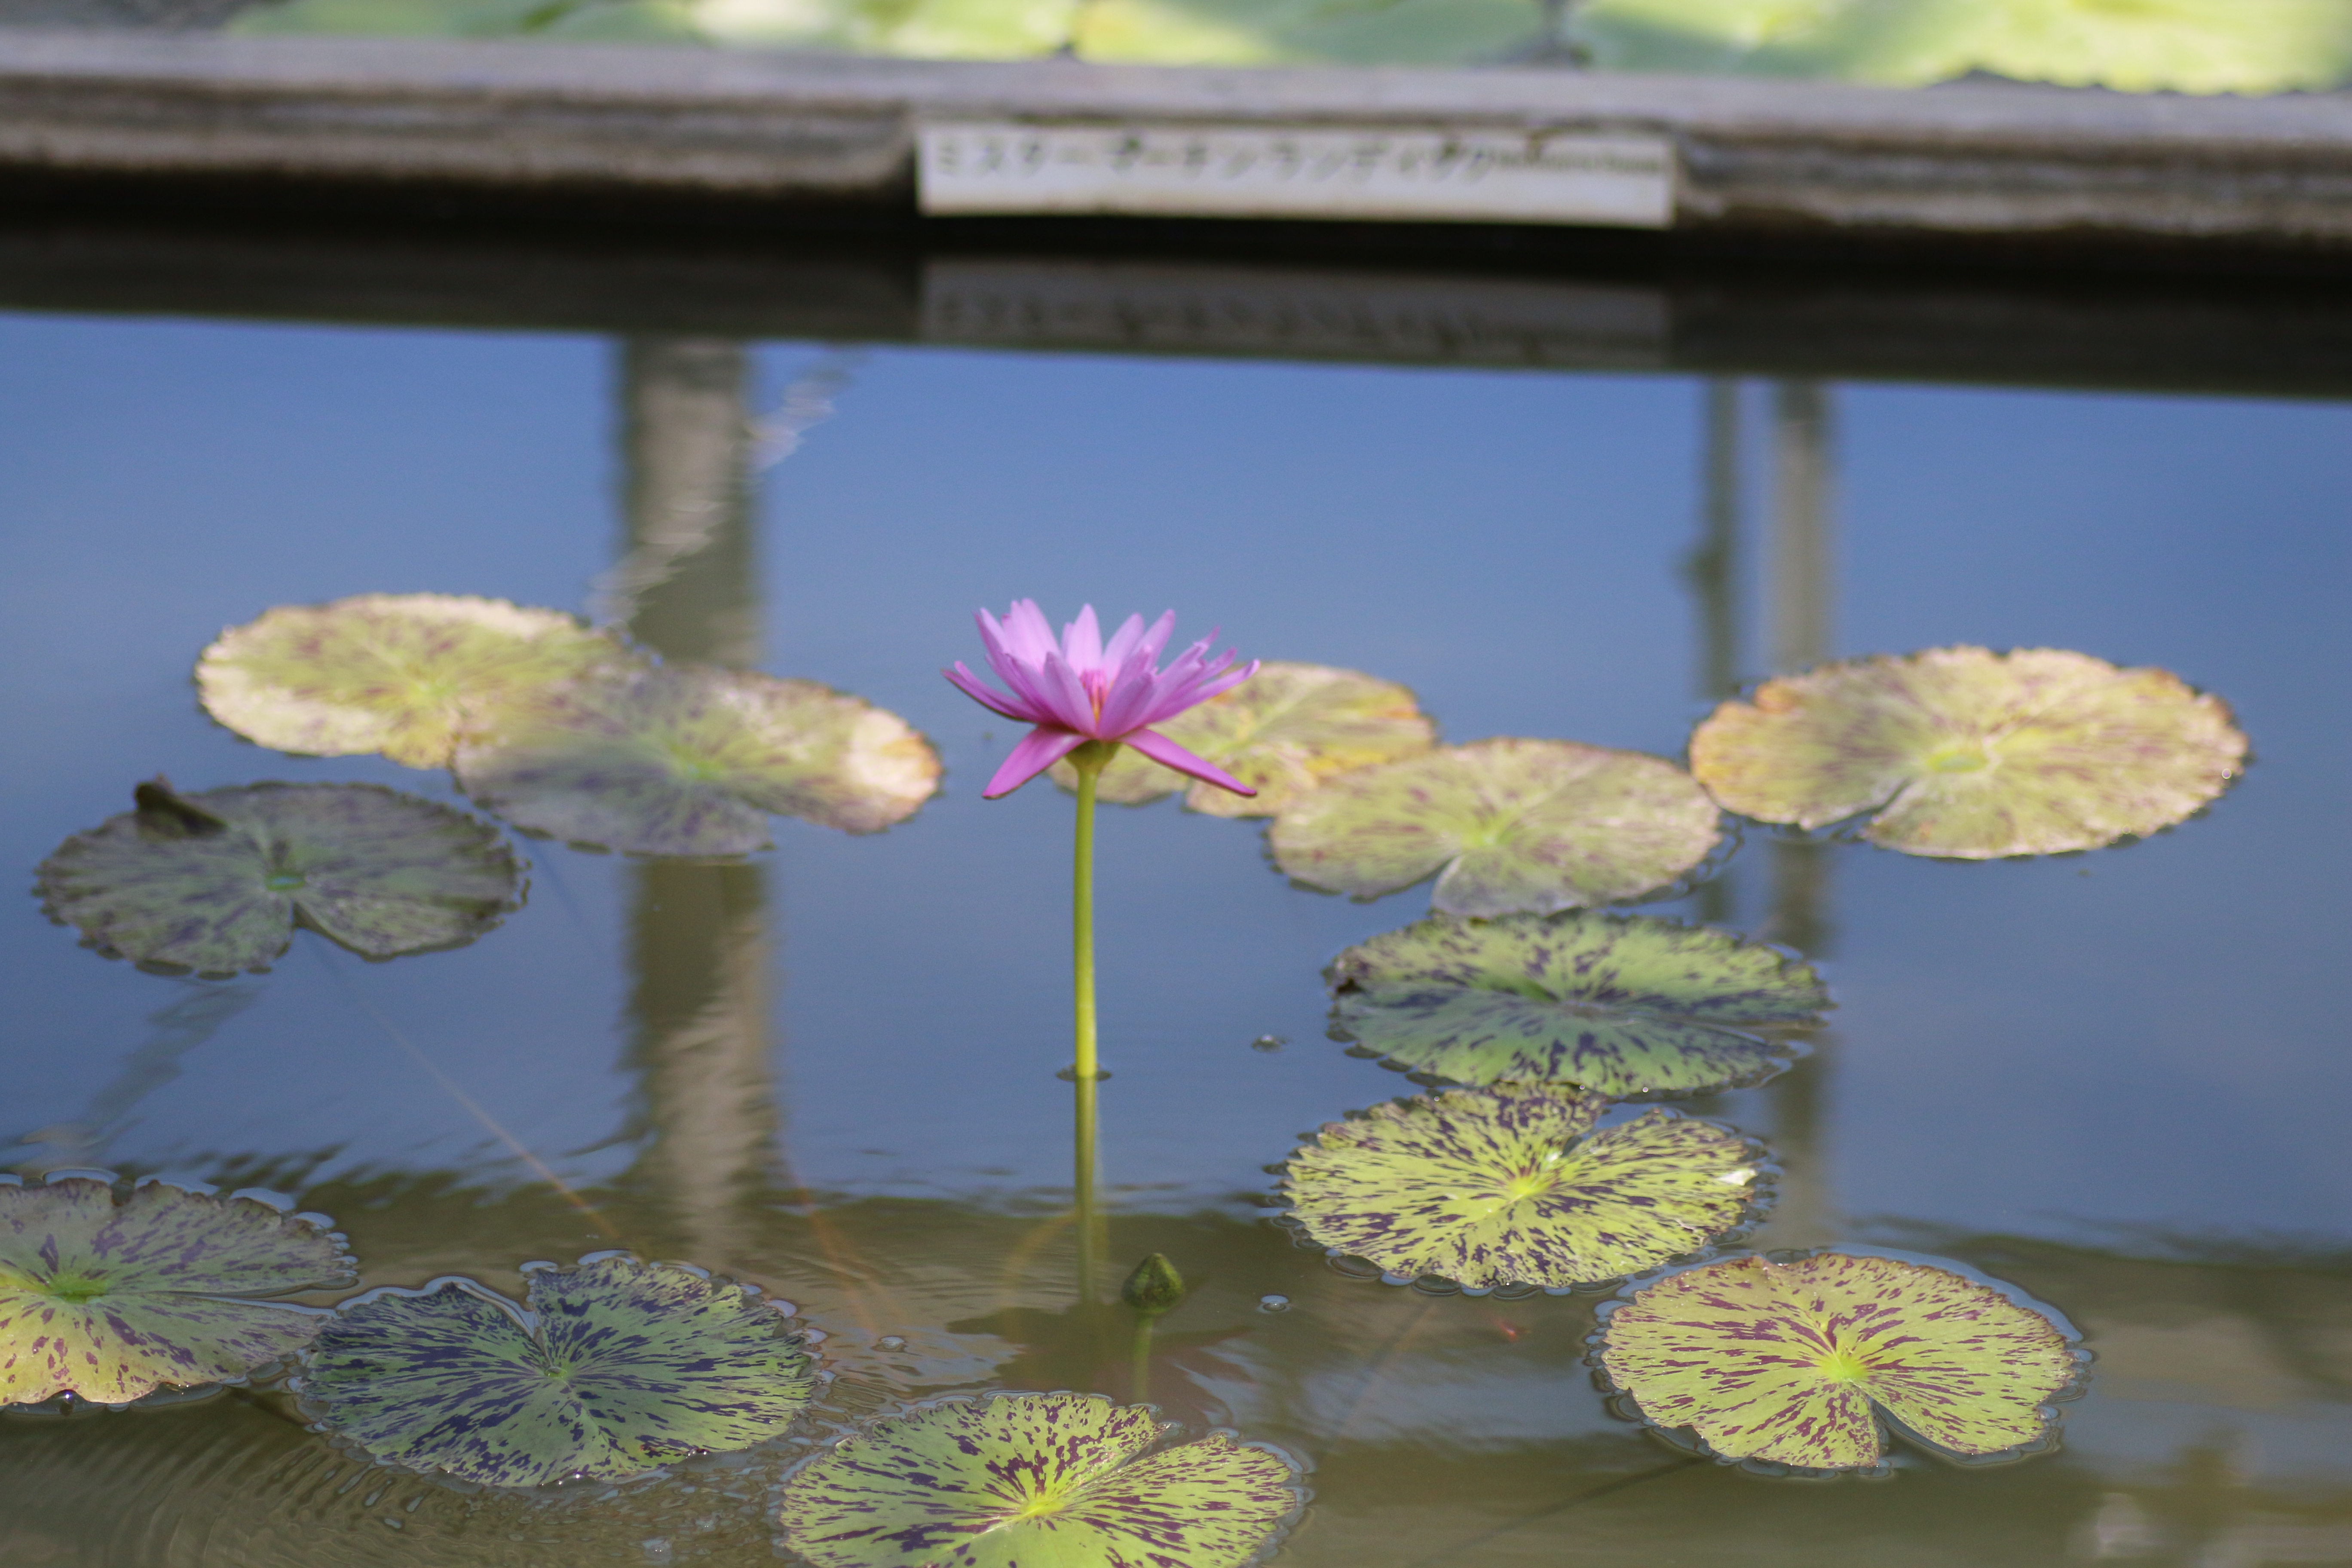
[1125,728,1257,796]
[985,726,1090,798]
[944,662,1035,722]
[1063,604,1105,670]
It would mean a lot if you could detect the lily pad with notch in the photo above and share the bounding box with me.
[1328,911,1829,1097]
[775,1390,1302,1568]
[1049,660,1437,818]
[36,778,524,976]
[295,1253,818,1488]
[1268,738,1721,916]
[452,664,941,857]
[0,1173,355,1406]
[1688,646,2248,858]
[1279,1085,1762,1291]
[1596,1250,2081,1470]
[197,594,631,769]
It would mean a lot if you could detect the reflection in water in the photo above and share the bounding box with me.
[15,984,261,1175]
[609,334,780,1277]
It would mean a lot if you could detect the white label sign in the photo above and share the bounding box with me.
[918,123,1676,228]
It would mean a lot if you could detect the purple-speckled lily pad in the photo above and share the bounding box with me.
[197,594,629,769]
[1689,647,2247,858]
[295,1254,816,1488]
[1268,738,1721,916]
[1598,1252,2078,1470]
[776,1392,1302,1568]
[36,779,523,976]
[1328,912,1828,1096]
[0,1174,353,1406]
[1280,1085,1761,1291]
[453,664,940,857]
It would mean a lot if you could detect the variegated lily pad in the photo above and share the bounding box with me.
[1280,1086,1760,1290]
[1688,647,2247,859]
[453,665,941,857]
[1048,661,1436,818]
[197,594,628,769]
[0,1175,354,1406]
[297,1254,817,1488]
[1268,738,1721,916]
[1328,913,1828,1097]
[36,780,524,976]
[1598,1252,2078,1469]
[776,1392,1301,1568]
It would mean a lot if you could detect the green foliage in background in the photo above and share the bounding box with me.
[234,0,2352,89]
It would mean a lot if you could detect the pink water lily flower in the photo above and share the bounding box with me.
[947,600,1260,799]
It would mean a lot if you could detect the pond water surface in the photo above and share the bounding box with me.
[0,285,2346,1564]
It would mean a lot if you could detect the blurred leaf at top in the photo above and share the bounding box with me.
[37,779,524,977]
[198,594,629,770]
[1280,1085,1760,1289]
[297,1254,817,1488]
[0,1175,355,1406]
[775,1392,1302,1568]
[1329,911,1827,1097]
[1049,660,1437,818]
[453,663,940,857]
[1689,646,2246,859]
[1270,737,1721,916]
[1579,0,2352,94]
[233,0,2352,89]
[1598,1251,2079,1469]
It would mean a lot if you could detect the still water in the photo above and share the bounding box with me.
[0,300,2346,1563]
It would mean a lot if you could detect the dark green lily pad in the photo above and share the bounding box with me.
[1268,738,1721,916]
[452,665,941,857]
[0,1174,353,1406]
[775,1392,1302,1568]
[1598,1251,2079,1470]
[1280,1086,1760,1290]
[36,780,524,976]
[1328,912,1829,1097]
[1049,660,1437,818]
[296,1254,817,1488]
[197,594,629,769]
[1689,647,2247,858]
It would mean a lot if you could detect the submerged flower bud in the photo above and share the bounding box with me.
[1120,1252,1186,1316]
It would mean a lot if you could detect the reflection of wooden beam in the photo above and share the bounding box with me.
[1767,380,1835,678]
[612,334,780,1274]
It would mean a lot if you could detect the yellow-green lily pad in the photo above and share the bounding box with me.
[453,665,941,857]
[1329,912,1828,1097]
[775,1392,1302,1568]
[1598,1251,2079,1469]
[1048,660,1437,818]
[1688,647,2247,858]
[1280,1086,1760,1290]
[0,1175,354,1406]
[197,594,629,769]
[1269,738,1722,916]
[296,1255,818,1488]
[36,779,524,976]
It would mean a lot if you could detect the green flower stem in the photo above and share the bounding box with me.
[1069,741,1115,1305]
[1130,1313,1155,1403]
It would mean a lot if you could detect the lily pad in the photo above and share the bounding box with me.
[296,1254,818,1488]
[0,1174,354,1406]
[1328,912,1829,1097]
[36,779,524,976]
[452,664,941,856]
[1597,1251,2079,1470]
[1048,661,1437,817]
[1269,738,1721,916]
[775,1392,1302,1568]
[1279,1086,1760,1290]
[1688,647,2247,858]
[197,594,628,769]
